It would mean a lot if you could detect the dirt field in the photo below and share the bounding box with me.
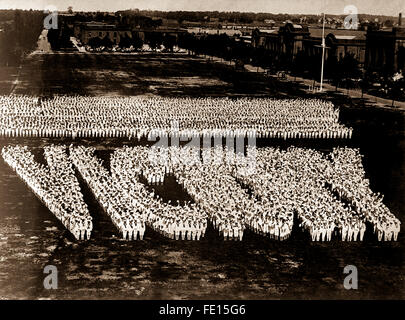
[0,66,20,95]
[6,52,292,97]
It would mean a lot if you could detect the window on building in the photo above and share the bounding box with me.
[99,32,102,37]
[114,32,117,37]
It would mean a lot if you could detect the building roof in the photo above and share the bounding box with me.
[309,27,366,40]
[258,29,278,34]
[154,27,188,33]
[279,23,309,35]
[335,35,357,40]
[76,21,131,31]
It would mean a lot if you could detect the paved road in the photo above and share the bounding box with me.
[32,29,52,54]
[283,73,405,111]
[70,37,86,53]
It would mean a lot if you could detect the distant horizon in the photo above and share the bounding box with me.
[0,0,404,17]
[0,8,402,19]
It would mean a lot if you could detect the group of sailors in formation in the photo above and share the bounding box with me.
[0,95,352,140]
[70,145,208,241]
[132,145,296,241]
[326,147,400,242]
[236,145,400,242]
[138,144,400,242]
[1,143,400,242]
[2,145,92,240]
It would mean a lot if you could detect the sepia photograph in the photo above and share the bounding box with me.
[0,0,403,309]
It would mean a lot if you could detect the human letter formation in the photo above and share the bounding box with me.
[1,145,399,242]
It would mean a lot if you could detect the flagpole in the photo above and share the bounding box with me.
[320,12,326,92]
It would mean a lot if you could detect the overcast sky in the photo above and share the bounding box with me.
[0,0,404,16]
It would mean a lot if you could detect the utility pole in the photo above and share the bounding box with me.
[319,12,326,92]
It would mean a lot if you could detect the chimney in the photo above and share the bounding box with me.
[399,13,402,26]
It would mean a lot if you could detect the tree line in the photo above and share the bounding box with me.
[121,9,400,26]
[0,10,44,66]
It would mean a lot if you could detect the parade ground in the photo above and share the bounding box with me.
[2,52,281,97]
[0,52,404,299]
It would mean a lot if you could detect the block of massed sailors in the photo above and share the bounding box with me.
[1,145,92,240]
[1,144,399,242]
[233,146,399,242]
[234,147,362,242]
[325,147,400,241]
[0,95,353,139]
[106,145,399,242]
[114,146,250,241]
[70,146,208,241]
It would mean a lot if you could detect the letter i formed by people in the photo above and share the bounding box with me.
[43,265,58,290]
